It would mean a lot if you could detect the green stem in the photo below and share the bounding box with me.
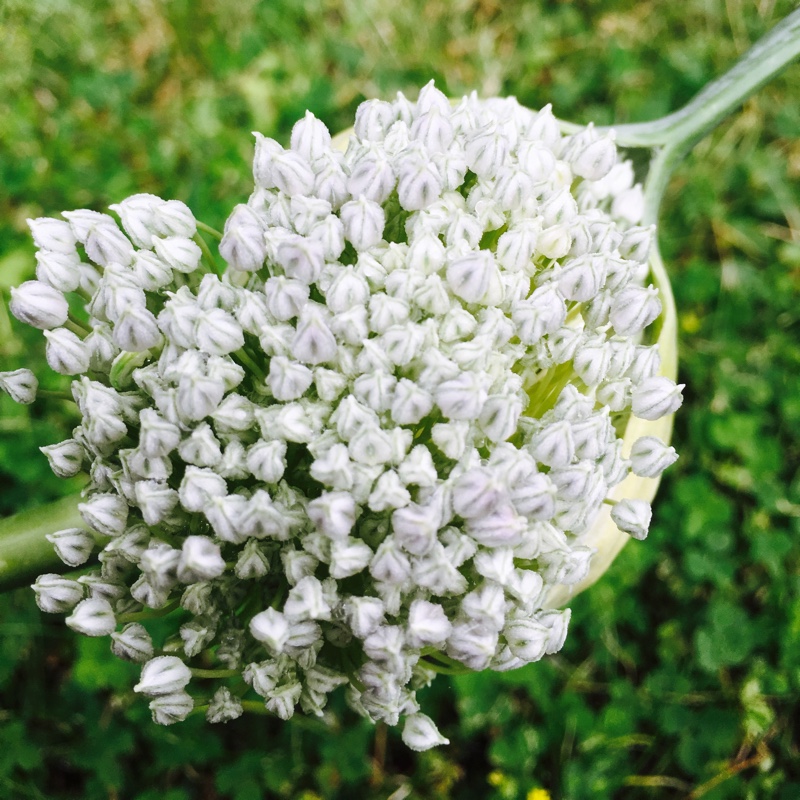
[196,221,223,240]
[194,232,222,276]
[610,9,800,224]
[610,9,800,150]
[0,495,83,591]
[240,699,270,715]
[117,599,180,625]
[190,667,240,679]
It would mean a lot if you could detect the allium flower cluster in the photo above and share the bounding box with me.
[3,82,681,749]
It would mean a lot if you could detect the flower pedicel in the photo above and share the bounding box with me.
[1,82,681,750]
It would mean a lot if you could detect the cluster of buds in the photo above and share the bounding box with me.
[2,82,680,750]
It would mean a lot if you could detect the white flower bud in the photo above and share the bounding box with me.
[179,467,227,513]
[341,596,385,640]
[149,691,194,725]
[570,133,617,181]
[153,236,202,274]
[213,394,254,433]
[369,535,412,585]
[135,655,192,697]
[267,356,313,401]
[290,195,331,236]
[610,284,662,337]
[328,537,373,579]
[511,284,566,345]
[263,276,309,321]
[250,608,290,654]
[397,157,443,211]
[446,251,501,305]
[347,424,393,467]
[283,575,331,622]
[611,498,652,540]
[619,224,654,263]
[311,151,349,210]
[9,280,68,330]
[111,622,154,663]
[42,328,89,375]
[67,210,124,245]
[108,193,162,246]
[503,617,550,662]
[354,99,396,140]
[446,620,498,670]
[0,369,38,405]
[290,110,332,161]
[235,539,271,580]
[252,133,283,188]
[46,527,94,567]
[573,336,611,387]
[430,420,468,461]
[130,575,171,610]
[266,680,302,721]
[32,573,83,613]
[152,199,197,238]
[347,151,396,204]
[406,600,452,648]
[529,420,575,468]
[177,536,226,583]
[79,493,128,537]
[207,355,245,392]
[84,223,134,267]
[308,491,356,539]
[368,469,411,512]
[632,376,684,420]
[40,438,85,477]
[207,687,244,724]
[392,500,443,556]
[596,378,632,412]
[272,149,315,196]
[627,345,662,385]
[557,255,606,302]
[275,235,324,284]
[177,372,225,421]
[288,305,337,366]
[27,217,77,253]
[114,305,162,352]
[134,481,179,526]
[34,249,82,293]
[435,371,487,421]
[246,439,287,484]
[138,409,180,458]
[65,596,116,637]
[537,224,572,259]
[220,204,267,272]
[465,123,509,179]
[401,712,449,751]
[411,105,455,153]
[340,196,385,251]
[612,185,645,224]
[629,436,678,478]
[494,221,538,272]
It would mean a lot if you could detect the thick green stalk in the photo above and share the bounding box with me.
[0,495,83,591]
[613,9,800,225]
[611,9,800,151]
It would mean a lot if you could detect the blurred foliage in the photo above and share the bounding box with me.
[1,0,799,797]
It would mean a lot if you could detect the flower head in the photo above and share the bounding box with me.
[11,82,680,747]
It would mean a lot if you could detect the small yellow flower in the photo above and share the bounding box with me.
[526,789,552,800]
[488,770,505,787]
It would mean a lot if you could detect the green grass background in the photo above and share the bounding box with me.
[1,1,799,797]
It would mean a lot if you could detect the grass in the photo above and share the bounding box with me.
[1,0,799,797]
